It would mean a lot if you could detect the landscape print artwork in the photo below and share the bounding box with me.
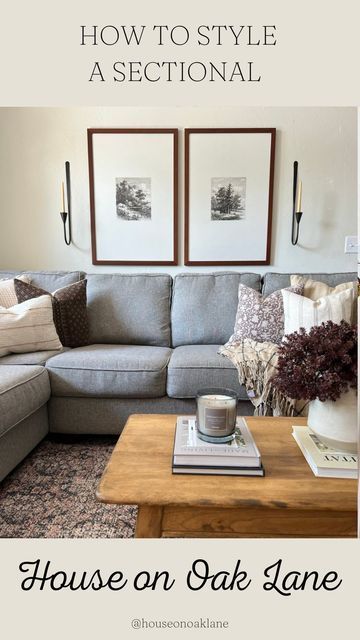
[116,177,151,220]
[211,177,246,220]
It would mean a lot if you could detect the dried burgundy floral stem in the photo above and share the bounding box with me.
[272,320,357,402]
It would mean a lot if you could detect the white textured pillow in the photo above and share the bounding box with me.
[0,294,62,357]
[290,275,355,300]
[0,274,31,308]
[282,288,355,335]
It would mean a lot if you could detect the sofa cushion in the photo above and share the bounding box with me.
[0,270,83,291]
[262,272,357,297]
[167,344,248,400]
[171,272,261,347]
[46,344,172,398]
[0,348,69,366]
[86,274,171,347]
[0,365,50,436]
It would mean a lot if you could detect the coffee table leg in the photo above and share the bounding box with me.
[135,505,163,538]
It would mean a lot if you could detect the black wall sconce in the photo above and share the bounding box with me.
[291,160,303,245]
[60,161,72,245]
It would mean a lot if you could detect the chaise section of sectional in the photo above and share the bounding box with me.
[0,365,50,481]
[0,269,85,480]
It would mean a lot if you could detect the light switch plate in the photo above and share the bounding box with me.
[344,236,358,254]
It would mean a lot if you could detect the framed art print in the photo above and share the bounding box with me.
[184,128,276,265]
[88,128,178,265]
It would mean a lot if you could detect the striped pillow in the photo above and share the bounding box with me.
[0,294,62,357]
[282,288,355,335]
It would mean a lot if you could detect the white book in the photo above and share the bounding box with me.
[173,416,261,468]
[292,426,358,479]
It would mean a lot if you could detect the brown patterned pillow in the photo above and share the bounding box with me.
[14,279,89,348]
[225,283,304,346]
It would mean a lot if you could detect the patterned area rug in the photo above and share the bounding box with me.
[0,437,137,538]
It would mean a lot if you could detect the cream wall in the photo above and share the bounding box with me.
[0,107,357,275]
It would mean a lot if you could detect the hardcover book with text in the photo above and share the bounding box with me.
[292,426,358,479]
[173,416,262,468]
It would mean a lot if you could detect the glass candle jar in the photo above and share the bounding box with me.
[196,388,237,443]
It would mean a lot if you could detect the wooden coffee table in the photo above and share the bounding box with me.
[97,414,358,538]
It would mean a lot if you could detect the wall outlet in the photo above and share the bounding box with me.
[344,236,358,254]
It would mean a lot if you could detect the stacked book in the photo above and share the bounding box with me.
[292,426,358,479]
[172,416,264,476]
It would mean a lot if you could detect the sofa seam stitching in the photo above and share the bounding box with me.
[47,366,169,373]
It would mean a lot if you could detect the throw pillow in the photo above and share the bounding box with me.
[282,287,355,335]
[14,279,89,348]
[225,283,304,346]
[0,274,31,308]
[0,295,62,357]
[290,275,356,300]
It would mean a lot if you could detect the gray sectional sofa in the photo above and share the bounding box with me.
[0,269,356,481]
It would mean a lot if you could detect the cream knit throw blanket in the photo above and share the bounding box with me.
[219,339,307,417]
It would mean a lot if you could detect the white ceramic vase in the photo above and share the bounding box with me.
[307,388,358,454]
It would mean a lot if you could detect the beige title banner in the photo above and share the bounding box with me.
[0,0,359,106]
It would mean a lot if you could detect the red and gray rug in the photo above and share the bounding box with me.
[0,437,137,538]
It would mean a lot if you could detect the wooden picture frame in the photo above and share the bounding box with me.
[88,128,178,265]
[184,128,276,265]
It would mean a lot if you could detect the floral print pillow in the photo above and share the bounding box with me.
[225,283,304,346]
